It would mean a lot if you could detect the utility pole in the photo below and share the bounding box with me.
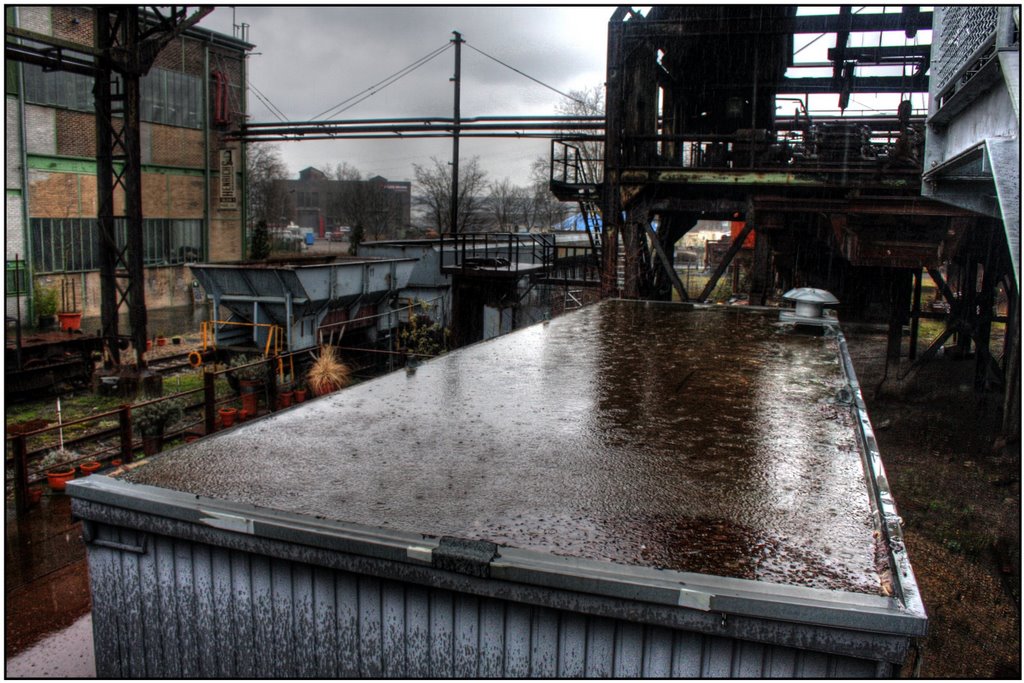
[449,30,463,235]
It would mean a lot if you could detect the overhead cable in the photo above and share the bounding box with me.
[248,80,289,122]
[464,42,588,108]
[312,42,452,121]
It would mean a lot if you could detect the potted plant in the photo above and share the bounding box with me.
[306,346,351,396]
[34,284,59,331]
[132,398,184,456]
[294,384,308,403]
[219,406,238,427]
[278,383,294,409]
[57,279,82,331]
[37,448,78,492]
[231,355,266,413]
[78,460,102,476]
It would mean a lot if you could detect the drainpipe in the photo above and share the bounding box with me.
[203,43,210,262]
[284,292,292,351]
[239,48,248,258]
[15,8,35,320]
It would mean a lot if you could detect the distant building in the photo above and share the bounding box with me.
[5,6,252,321]
[274,167,411,239]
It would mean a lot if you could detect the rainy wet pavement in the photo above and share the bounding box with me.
[5,492,95,677]
[124,300,884,594]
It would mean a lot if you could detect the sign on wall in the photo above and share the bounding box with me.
[219,148,237,210]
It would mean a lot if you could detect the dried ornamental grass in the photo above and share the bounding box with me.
[307,346,351,396]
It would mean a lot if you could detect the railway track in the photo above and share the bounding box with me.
[146,352,195,375]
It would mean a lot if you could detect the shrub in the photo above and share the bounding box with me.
[132,398,185,437]
[306,346,351,395]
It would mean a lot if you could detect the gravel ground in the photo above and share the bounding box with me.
[843,325,1020,678]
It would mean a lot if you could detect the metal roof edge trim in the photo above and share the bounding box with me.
[67,470,925,638]
[188,257,419,269]
[835,327,928,628]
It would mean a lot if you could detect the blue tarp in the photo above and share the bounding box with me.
[561,213,602,231]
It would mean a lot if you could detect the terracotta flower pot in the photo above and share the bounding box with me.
[294,389,307,403]
[111,459,123,467]
[29,487,43,505]
[278,391,293,409]
[146,339,153,351]
[46,468,76,492]
[219,407,238,428]
[57,312,82,332]
[240,380,262,413]
[314,382,338,397]
[157,336,167,346]
[79,460,102,476]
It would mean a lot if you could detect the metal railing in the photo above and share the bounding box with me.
[550,139,603,187]
[441,232,556,273]
[5,349,312,517]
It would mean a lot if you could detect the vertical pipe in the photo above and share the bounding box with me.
[14,255,23,370]
[975,262,995,390]
[239,46,249,256]
[203,371,216,434]
[13,435,29,517]
[285,292,293,351]
[1002,282,1020,441]
[449,31,462,235]
[203,44,211,262]
[119,404,133,464]
[909,268,923,360]
[15,19,35,322]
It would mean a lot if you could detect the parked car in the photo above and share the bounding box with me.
[329,226,351,242]
[270,224,305,250]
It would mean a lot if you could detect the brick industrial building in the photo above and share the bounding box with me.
[274,166,412,239]
[5,6,252,322]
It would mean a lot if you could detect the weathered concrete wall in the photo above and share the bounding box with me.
[6,98,22,191]
[24,105,55,156]
[34,265,196,318]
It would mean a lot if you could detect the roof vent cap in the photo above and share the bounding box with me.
[781,287,839,325]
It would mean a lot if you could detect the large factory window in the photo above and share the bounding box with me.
[29,218,203,273]
[5,259,27,296]
[22,65,202,129]
[140,68,202,129]
[22,65,94,111]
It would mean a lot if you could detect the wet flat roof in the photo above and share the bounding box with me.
[123,300,884,595]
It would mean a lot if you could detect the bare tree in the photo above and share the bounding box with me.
[485,177,530,232]
[324,164,403,240]
[556,85,605,184]
[530,156,570,230]
[360,177,404,241]
[246,143,289,226]
[412,156,488,233]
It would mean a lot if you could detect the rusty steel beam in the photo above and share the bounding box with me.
[753,196,979,218]
[698,221,755,302]
[643,222,688,302]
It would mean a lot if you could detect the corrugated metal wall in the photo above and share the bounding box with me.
[87,525,884,678]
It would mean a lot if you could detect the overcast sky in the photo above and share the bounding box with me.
[197,5,928,193]
[199,5,613,188]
